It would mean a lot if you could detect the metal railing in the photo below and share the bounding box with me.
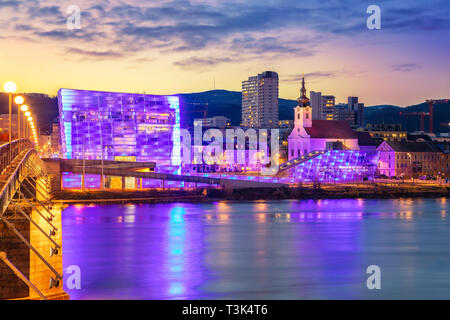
[0,140,60,300]
[0,139,33,174]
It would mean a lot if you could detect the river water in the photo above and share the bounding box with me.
[62,198,450,300]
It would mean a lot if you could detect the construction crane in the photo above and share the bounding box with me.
[426,99,449,134]
[400,99,448,133]
[399,111,429,132]
[185,102,208,120]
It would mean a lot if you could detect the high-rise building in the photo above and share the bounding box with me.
[322,95,336,120]
[310,91,321,120]
[309,91,336,120]
[242,71,279,128]
[348,96,365,127]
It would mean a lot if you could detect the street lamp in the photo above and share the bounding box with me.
[14,96,25,140]
[4,81,17,162]
[20,105,29,139]
[24,111,31,139]
[14,96,24,105]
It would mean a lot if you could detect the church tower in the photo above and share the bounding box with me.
[288,76,312,160]
[294,77,312,128]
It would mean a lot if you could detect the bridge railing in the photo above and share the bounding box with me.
[0,139,34,173]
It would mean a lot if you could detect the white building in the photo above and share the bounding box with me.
[288,78,359,160]
[242,71,279,128]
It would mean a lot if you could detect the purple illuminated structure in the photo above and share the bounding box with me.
[293,150,380,182]
[58,88,181,189]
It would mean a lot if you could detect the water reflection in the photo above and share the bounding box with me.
[63,198,450,299]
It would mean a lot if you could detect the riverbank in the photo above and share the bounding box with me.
[52,183,450,204]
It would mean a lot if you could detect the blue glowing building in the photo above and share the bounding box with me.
[294,150,380,182]
[58,88,181,173]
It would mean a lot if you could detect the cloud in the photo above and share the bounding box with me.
[231,35,315,55]
[34,29,105,42]
[391,63,421,72]
[29,5,61,17]
[0,1,20,8]
[283,71,339,82]
[174,56,235,69]
[65,47,125,60]
[1,0,450,67]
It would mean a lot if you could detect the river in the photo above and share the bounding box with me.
[62,198,450,299]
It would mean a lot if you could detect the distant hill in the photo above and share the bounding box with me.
[180,90,450,133]
[0,93,58,134]
[365,102,450,133]
[178,90,297,127]
[1,90,449,134]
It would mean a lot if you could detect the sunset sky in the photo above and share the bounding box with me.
[0,0,449,106]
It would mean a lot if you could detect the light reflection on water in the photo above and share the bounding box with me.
[62,198,450,300]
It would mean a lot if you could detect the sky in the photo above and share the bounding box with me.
[0,0,449,106]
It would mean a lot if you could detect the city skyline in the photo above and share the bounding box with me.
[0,0,449,107]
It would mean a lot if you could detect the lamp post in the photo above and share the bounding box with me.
[14,96,25,140]
[21,105,29,140]
[24,111,31,139]
[4,81,17,162]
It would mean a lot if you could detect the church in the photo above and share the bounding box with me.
[288,77,359,160]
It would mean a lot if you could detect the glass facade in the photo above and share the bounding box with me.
[58,88,181,173]
[294,150,380,182]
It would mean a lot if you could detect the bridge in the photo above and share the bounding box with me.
[0,140,67,300]
[44,158,288,192]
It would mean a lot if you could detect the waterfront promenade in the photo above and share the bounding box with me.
[51,181,450,204]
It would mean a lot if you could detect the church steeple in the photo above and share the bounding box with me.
[297,75,310,107]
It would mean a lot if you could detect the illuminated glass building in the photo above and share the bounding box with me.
[294,150,380,182]
[58,88,181,173]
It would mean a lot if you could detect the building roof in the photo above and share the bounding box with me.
[380,141,441,153]
[354,131,378,146]
[305,120,357,139]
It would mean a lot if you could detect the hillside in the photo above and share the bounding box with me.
[179,90,297,127]
[180,90,450,133]
[0,93,58,134]
[1,91,449,134]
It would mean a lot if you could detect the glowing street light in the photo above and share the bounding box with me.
[3,81,17,93]
[23,110,32,138]
[14,96,26,140]
[21,105,29,112]
[14,96,24,105]
[4,81,17,162]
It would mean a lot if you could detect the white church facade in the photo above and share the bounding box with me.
[288,77,360,160]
